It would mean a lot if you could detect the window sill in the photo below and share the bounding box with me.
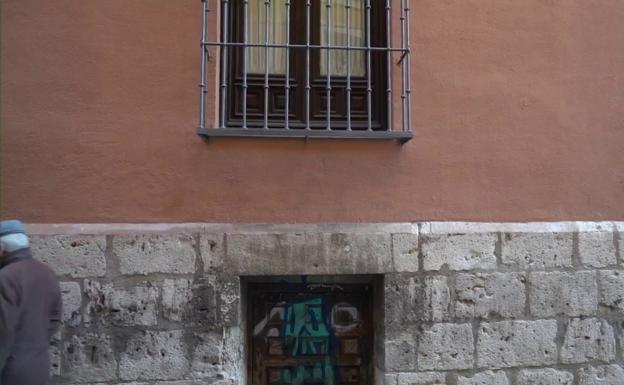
[197,128,412,143]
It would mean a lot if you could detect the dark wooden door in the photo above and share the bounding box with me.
[248,282,374,385]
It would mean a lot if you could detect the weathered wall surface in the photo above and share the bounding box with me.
[35,222,624,385]
[2,0,624,223]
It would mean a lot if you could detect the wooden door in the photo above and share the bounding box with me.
[248,282,374,385]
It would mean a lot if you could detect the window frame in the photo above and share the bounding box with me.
[198,0,413,142]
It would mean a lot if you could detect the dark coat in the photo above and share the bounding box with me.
[0,248,62,385]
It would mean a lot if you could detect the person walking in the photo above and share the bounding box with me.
[0,220,62,385]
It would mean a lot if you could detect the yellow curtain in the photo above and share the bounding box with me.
[321,0,366,76]
[247,0,288,74]
[246,0,366,76]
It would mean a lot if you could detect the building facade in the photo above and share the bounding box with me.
[2,1,624,385]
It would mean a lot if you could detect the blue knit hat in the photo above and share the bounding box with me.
[0,220,29,252]
[0,220,25,237]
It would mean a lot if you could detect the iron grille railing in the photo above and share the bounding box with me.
[197,0,412,142]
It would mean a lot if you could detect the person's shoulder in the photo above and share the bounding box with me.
[0,261,22,276]
[9,257,58,282]
[29,258,59,278]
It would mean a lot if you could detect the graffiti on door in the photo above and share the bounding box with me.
[281,297,334,385]
[250,282,371,385]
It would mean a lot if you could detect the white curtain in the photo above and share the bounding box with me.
[320,0,366,76]
[247,0,288,74]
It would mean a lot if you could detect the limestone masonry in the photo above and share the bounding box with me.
[32,222,624,385]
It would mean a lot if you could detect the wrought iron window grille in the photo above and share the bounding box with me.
[198,0,412,142]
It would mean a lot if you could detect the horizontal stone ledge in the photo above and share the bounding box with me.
[423,221,620,234]
[225,232,394,275]
[421,233,497,271]
[113,234,197,275]
[30,235,107,278]
[25,221,624,235]
[25,222,416,235]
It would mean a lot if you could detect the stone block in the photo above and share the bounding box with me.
[117,383,150,385]
[217,277,240,326]
[199,233,225,273]
[225,233,281,274]
[30,235,106,278]
[64,333,117,382]
[221,327,242,380]
[114,234,196,275]
[578,365,624,385]
[477,320,558,369]
[385,374,398,385]
[51,328,61,343]
[423,276,452,322]
[457,371,509,385]
[385,274,450,332]
[191,331,223,379]
[417,323,474,370]
[384,325,418,371]
[384,274,419,330]
[120,330,190,381]
[113,383,149,385]
[315,233,392,274]
[517,369,574,385]
[561,318,616,364]
[397,372,447,385]
[162,279,192,322]
[501,233,572,269]
[392,233,420,272]
[49,344,61,377]
[204,377,234,385]
[579,232,617,268]
[189,276,218,326]
[529,271,597,317]
[619,232,623,266]
[60,281,82,327]
[84,279,159,326]
[455,272,526,319]
[225,233,392,275]
[599,270,624,313]
[421,233,497,271]
[385,340,416,372]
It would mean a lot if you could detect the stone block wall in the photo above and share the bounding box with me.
[36,233,241,385]
[28,222,624,385]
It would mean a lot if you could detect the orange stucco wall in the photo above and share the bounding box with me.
[1,0,623,223]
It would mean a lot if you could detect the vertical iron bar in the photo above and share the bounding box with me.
[325,0,332,131]
[400,0,407,133]
[284,0,291,129]
[264,0,270,129]
[220,0,230,128]
[242,0,249,128]
[305,0,311,130]
[199,0,209,129]
[385,0,392,132]
[346,0,352,131]
[365,0,372,131]
[405,0,412,133]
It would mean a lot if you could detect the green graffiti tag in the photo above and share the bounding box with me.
[279,360,335,385]
[280,297,336,385]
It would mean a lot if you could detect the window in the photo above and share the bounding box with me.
[198,0,412,141]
